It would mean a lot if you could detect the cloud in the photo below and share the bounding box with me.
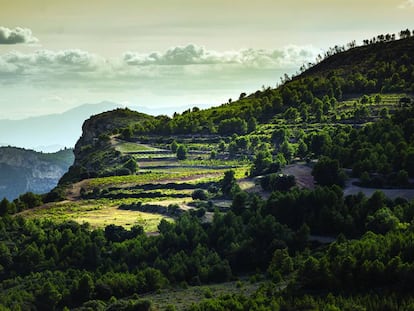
[398,0,414,8]
[0,26,39,44]
[0,49,104,77]
[3,49,101,68]
[0,44,318,89]
[123,44,318,67]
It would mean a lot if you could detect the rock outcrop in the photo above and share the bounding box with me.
[0,147,74,200]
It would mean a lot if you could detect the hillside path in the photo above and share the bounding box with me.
[66,179,90,201]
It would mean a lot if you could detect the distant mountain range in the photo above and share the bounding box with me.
[0,102,211,152]
[0,146,74,200]
[0,102,122,152]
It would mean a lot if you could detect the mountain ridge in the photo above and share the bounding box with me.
[57,36,414,186]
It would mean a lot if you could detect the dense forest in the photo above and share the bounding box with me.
[1,31,414,310]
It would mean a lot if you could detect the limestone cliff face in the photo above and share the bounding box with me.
[59,108,154,184]
[73,108,150,160]
[0,147,74,200]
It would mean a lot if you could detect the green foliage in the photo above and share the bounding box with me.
[176,145,188,160]
[231,191,249,215]
[250,150,273,176]
[280,140,294,161]
[218,118,247,135]
[123,157,138,174]
[192,189,208,201]
[260,174,296,192]
[297,139,308,158]
[7,31,414,311]
[16,192,43,211]
[0,198,15,216]
[170,140,179,153]
[121,127,133,140]
[312,157,346,187]
[283,107,300,121]
[220,170,238,196]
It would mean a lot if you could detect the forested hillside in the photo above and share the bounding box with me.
[0,31,414,310]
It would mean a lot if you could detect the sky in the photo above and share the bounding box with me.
[0,0,413,120]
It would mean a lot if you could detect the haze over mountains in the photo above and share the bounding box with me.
[0,146,74,200]
[0,102,205,152]
[0,102,119,151]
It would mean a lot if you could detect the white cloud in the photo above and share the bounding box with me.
[122,44,318,67]
[1,44,320,121]
[398,0,414,8]
[0,44,318,90]
[0,26,39,44]
[3,49,102,71]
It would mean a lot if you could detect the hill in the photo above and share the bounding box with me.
[0,147,74,200]
[1,31,414,310]
[58,36,414,185]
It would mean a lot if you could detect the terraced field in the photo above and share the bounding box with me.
[22,139,250,230]
[21,94,408,231]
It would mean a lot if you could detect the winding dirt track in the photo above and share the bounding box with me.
[65,179,90,201]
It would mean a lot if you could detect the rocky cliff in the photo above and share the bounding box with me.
[0,147,74,200]
[59,108,155,184]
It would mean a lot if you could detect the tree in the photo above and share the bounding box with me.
[228,141,238,158]
[218,140,226,153]
[374,94,382,104]
[284,107,300,121]
[396,169,409,186]
[36,282,62,311]
[0,198,10,216]
[248,117,257,132]
[271,128,289,145]
[18,192,43,210]
[221,170,237,196]
[379,107,390,118]
[170,140,179,153]
[0,242,12,268]
[121,127,133,140]
[210,150,217,159]
[366,208,399,234]
[312,157,346,187]
[260,173,296,191]
[280,140,294,161]
[231,191,249,215]
[250,150,272,176]
[218,118,247,135]
[176,145,188,160]
[123,157,138,174]
[75,274,95,303]
[360,95,370,105]
[297,140,308,158]
[310,132,332,155]
[192,189,208,200]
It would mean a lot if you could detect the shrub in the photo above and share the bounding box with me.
[176,145,188,160]
[192,189,208,200]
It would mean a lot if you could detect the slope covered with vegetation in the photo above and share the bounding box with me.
[0,31,414,310]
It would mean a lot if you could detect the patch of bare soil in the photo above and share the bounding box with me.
[65,179,90,201]
[344,178,414,200]
[238,178,271,199]
[282,163,315,189]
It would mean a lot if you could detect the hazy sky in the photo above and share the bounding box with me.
[0,0,413,119]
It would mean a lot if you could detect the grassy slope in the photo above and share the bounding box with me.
[23,140,249,229]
